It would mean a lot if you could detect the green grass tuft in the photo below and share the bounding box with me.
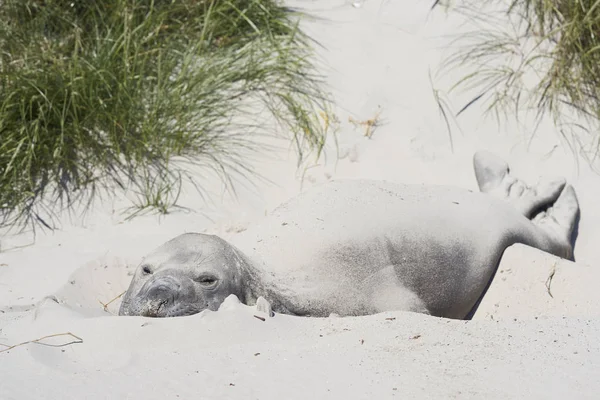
[434,0,600,138]
[0,0,332,229]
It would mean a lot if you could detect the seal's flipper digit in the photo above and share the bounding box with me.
[473,150,510,194]
[551,185,580,238]
[529,176,568,212]
[533,185,579,239]
[531,185,579,260]
[256,296,274,317]
[473,151,566,218]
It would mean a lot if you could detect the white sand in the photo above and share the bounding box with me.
[2,1,600,398]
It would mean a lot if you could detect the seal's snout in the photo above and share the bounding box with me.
[146,283,176,302]
[145,275,181,291]
[146,276,180,294]
[140,276,182,317]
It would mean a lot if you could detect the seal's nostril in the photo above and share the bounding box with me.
[146,283,175,304]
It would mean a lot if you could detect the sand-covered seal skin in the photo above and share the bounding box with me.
[119,152,579,319]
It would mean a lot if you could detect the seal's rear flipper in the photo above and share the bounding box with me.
[473,151,566,218]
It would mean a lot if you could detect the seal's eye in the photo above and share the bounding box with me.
[141,265,152,275]
[195,275,218,288]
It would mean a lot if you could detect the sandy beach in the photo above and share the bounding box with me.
[2,1,600,398]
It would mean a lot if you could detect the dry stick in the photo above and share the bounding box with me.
[98,291,127,314]
[0,332,83,353]
[545,262,557,299]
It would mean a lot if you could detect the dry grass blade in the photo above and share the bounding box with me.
[98,290,127,313]
[0,332,83,353]
[435,0,600,151]
[348,107,382,139]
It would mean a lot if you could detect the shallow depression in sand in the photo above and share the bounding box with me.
[52,255,137,317]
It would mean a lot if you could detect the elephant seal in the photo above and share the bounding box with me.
[119,152,579,319]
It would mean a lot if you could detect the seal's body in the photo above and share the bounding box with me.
[119,153,578,319]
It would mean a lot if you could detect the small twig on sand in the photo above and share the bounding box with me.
[0,332,83,353]
[545,263,557,298]
[98,291,127,313]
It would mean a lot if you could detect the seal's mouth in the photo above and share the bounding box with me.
[127,275,208,318]
[141,298,169,318]
[140,300,207,318]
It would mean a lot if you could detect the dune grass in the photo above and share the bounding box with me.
[0,0,332,229]
[434,0,600,139]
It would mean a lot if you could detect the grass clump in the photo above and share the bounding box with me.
[0,0,332,229]
[434,0,600,137]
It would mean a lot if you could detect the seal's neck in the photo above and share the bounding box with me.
[232,246,299,315]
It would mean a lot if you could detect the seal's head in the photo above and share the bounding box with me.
[119,233,246,317]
